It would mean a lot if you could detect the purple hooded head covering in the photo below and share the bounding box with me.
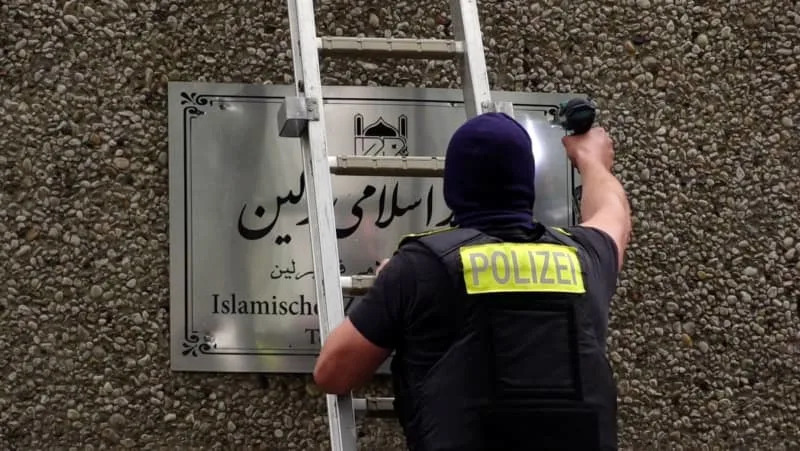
[443,112,536,231]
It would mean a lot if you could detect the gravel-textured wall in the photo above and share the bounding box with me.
[2,0,798,449]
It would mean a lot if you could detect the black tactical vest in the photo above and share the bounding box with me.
[390,226,618,451]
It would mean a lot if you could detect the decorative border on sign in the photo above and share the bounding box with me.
[178,92,320,358]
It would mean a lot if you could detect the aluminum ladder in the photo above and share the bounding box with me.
[277,1,512,449]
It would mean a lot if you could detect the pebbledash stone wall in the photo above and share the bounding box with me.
[1,0,798,449]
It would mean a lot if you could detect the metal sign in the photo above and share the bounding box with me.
[168,82,582,373]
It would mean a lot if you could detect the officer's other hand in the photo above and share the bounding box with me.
[561,127,615,172]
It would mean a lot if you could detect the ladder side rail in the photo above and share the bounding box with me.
[288,1,357,450]
[450,0,493,118]
[287,0,305,92]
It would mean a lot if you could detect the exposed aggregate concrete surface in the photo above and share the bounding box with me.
[1,0,799,449]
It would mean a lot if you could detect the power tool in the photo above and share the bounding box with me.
[556,98,597,135]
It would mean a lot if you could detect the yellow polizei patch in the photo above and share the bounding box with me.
[458,243,586,295]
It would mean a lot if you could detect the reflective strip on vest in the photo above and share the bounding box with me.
[458,242,586,295]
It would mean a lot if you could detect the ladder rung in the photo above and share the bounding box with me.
[317,36,463,59]
[340,275,375,296]
[328,155,445,177]
[353,397,396,418]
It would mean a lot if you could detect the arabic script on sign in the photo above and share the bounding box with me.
[236,171,453,243]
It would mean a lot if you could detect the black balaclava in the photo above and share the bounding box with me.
[443,112,536,231]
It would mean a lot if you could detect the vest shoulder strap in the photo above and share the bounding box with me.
[397,226,455,249]
[543,225,583,249]
[400,227,496,260]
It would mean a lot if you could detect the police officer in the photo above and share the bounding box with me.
[314,112,631,451]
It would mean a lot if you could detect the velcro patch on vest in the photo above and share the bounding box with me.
[458,243,586,295]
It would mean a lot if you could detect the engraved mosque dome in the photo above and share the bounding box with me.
[363,118,398,136]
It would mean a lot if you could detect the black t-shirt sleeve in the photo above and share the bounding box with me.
[346,249,416,350]
[566,226,620,302]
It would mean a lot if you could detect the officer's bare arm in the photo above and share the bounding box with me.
[314,318,392,395]
[577,160,631,270]
[562,128,632,270]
